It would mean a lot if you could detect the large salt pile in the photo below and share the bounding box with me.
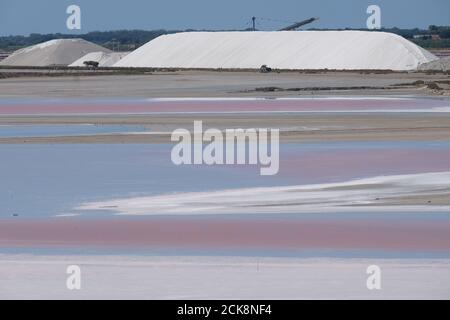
[69,51,129,67]
[0,39,111,67]
[114,31,438,71]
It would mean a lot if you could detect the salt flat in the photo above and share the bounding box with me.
[78,171,450,215]
[0,71,448,98]
[1,255,449,299]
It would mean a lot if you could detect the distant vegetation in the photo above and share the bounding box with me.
[0,29,182,52]
[1,26,449,52]
[309,26,450,49]
[384,26,450,48]
[412,38,450,49]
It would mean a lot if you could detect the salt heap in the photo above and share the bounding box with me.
[0,39,111,67]
[69,51,130,67]
[114,31,438,71]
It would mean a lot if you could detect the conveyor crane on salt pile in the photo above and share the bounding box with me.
[278,17,319,31]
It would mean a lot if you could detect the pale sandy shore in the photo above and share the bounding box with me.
[1,71,449,144]
[1,113,450,143]
[0,70,449,98]
[1,255,449,299]
[79,171,450,214]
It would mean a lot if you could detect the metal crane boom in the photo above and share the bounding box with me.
[278,17,319,31]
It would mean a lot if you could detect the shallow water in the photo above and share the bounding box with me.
[1,97,450,259]
[0,124,148,137]
[1,141,450,218]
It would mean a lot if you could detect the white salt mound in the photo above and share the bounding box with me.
[69,51,130,67]
[0,39,111,67]
[114,31,438,71]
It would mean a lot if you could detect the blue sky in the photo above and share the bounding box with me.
[0,0,449,36]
